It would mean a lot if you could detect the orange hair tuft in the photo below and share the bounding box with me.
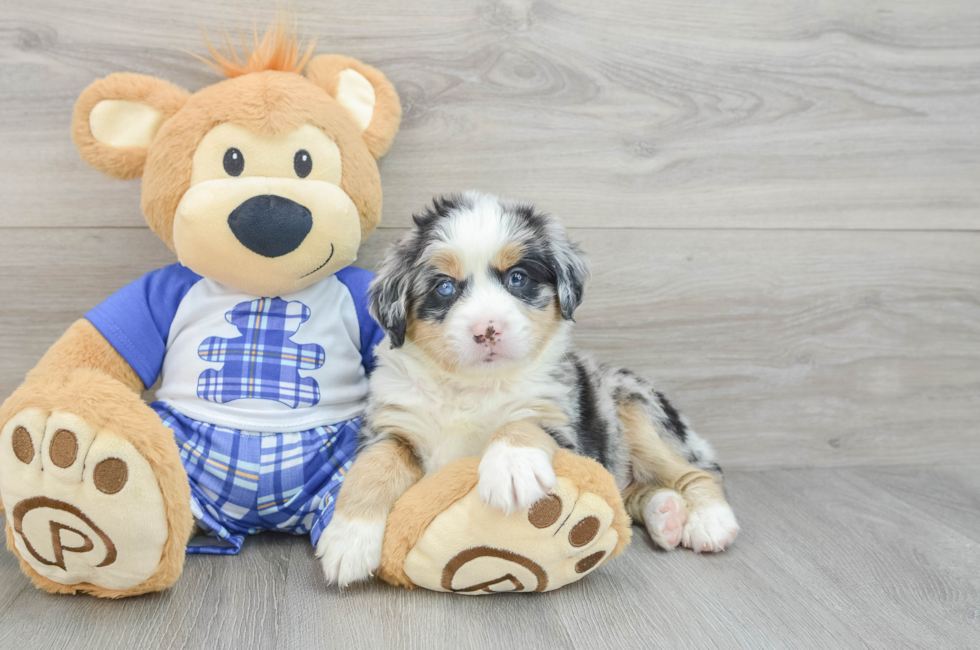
[194,13,316,78]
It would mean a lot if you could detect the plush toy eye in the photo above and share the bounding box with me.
[223,148,244,176]
[294,150,312,178]
[508,270,528,288]
[436,280,456,297]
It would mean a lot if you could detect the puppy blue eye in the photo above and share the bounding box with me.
[436,280,456,296]
[508,270,528,288]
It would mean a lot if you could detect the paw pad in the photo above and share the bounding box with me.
[527,494,561,528]
[49,429,78,468]
[12,426,33,464]
[574,551,605,573]
[93,458,128,495]
[569,515,600,547]
[644,490,687,550]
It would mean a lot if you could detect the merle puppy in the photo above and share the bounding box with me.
[317,192,739,586]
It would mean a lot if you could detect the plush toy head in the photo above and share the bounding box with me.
[71,20,401,296]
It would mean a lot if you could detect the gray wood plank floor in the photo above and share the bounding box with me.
[1,465,977,650]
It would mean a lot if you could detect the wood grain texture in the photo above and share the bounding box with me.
[1,465,978,649]
[1,0,978,644]
[0,227,976,470]
[1,0,979,230]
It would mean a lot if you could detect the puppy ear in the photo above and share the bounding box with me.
[369,241,415,348]
[72,73,189,180]
[305,55,402,159]
[547,222,591,321]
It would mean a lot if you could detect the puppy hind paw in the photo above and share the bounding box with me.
[643,490,687,550]
[681,503,739,553]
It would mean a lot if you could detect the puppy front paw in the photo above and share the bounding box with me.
[315,516,386,588]
[478,442,556,514]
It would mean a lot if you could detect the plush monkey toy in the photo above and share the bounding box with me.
[0,20,628,597]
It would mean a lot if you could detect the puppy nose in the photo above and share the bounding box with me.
[228,194,313,258]
[472,321,503,344]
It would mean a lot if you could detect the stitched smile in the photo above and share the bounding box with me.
[300,243,334,278]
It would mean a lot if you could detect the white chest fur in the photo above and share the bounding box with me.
[370,330,573,475]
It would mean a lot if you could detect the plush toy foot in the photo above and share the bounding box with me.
[378,450,630,594]
[0,370,192,597]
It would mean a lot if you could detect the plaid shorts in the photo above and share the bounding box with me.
[152,402,358,555]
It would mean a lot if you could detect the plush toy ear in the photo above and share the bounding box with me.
[72,73,190,180]
[305,55,402,159]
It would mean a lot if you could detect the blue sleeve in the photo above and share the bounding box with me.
[85,264,202,389]
[335,266,386,375]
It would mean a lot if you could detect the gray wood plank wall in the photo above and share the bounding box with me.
[1,0,978,474]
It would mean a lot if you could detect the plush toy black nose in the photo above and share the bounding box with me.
[228,195,313,258]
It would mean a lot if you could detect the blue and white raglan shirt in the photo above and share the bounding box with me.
[86,264,384,433]
[84,264,385,553]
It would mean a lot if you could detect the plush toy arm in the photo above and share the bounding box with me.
[27,319,142,393]
[0,319,141,515]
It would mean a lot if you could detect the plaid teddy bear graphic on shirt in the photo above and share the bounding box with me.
[197,297,326,408]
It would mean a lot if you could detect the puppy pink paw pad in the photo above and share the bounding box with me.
[643,490,687,550]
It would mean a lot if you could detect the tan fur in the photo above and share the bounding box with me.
[367,405,430,459]
[71,74,190,180]
[0,370,192,597]
[377,450,630,589]
[403,297,561,379]
[378,457,481,588]
[492,241,525,273]
[552,451,631,559]
[405,316,459,374]
[305,55,402,159]
[487,419,561,456]
[619,402,727,519]
[526,298,564,361]
[430,250,465,280]
[27,320,143,393]
[334,440,423,522]
[139,71,384,251]
[72,58,399,251]
[620,483,669,524]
